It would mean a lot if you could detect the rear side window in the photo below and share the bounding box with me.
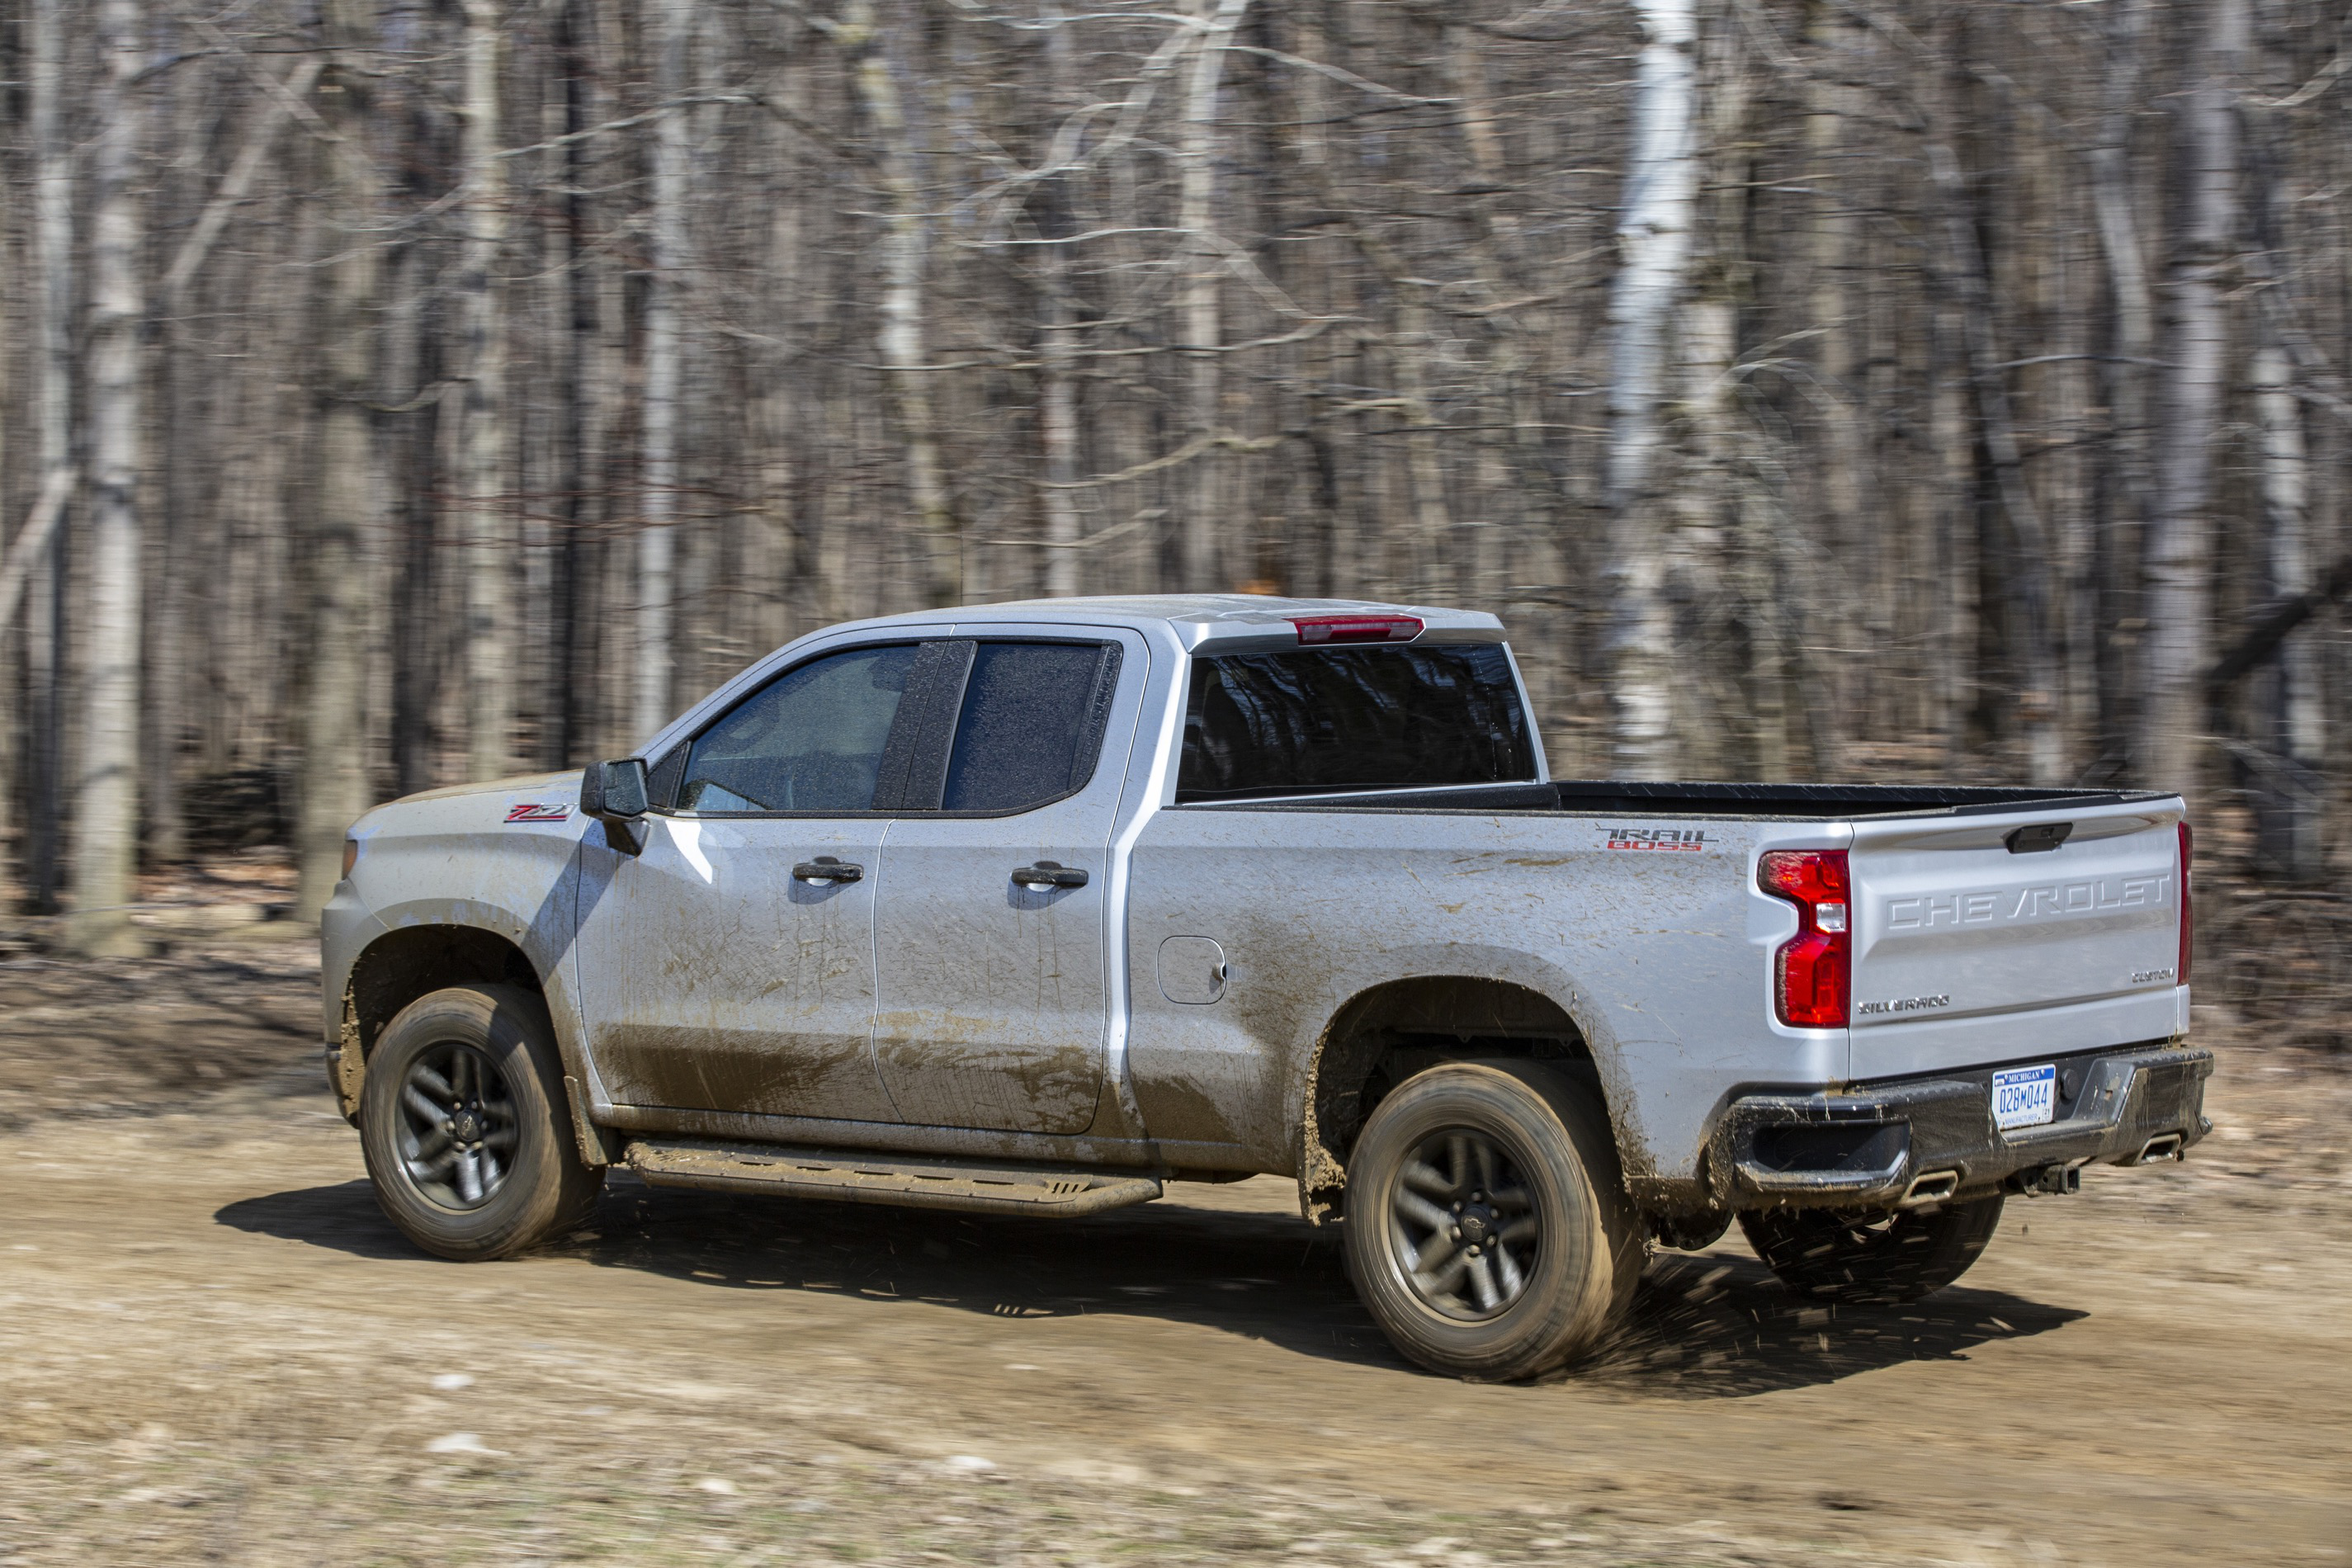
[1178,644,1534,803]
[941,641,1122,813]
[678,644,919,812]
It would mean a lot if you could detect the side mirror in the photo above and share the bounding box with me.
[583,758,649,821]
[582,758,650,855]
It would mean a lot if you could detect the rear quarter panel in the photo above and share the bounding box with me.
[1122,808,1840,1185]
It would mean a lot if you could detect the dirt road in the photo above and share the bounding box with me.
[2,931,2347,1566]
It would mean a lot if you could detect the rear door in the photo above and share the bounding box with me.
[1846,801,2188,1079]
[868,629,1146,1133]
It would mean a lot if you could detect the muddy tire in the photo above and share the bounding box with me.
[1342,1061,1644,1381]
[359,985,602,1261]
[1740,1196,2004,1306]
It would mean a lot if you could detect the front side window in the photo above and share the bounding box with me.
[941,641,1122,813]
[1177,644,1534,803]
[678,644,920,812]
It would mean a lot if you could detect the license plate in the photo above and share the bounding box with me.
[1992,1064,2058,1131]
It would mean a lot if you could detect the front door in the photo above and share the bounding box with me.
[869,633,1144,1134]
[573,642,921,1123]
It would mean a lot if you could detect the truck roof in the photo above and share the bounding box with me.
[846,594,1507,650]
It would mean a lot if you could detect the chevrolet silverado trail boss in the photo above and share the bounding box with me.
[324,597,2211,1380]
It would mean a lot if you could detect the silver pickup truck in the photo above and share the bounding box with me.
[323,596,2210,1379]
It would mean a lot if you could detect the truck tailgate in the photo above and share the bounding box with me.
[1846,801,2187,1079]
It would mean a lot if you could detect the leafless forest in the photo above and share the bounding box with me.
[2,0,2348,970]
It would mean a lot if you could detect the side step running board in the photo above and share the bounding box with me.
[624,1138,1164,1218]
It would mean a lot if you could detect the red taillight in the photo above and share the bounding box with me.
[1290,614,1423,645]
[2177,820,2194,987]
[1759,849,1851,1028]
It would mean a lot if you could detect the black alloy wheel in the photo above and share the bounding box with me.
[1386,1127,1542,1320]
[395,1041,520,1210]
[360,984,604,1261]
[1343,1060,1644,1381]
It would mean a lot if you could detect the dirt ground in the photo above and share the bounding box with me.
[2,906,2348,1566]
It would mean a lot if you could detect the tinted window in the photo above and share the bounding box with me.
[940,642,1120,812]
[678,644,919,812]
[1177,644,1534,802]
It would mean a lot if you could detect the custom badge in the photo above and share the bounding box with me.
[504,802,570,824]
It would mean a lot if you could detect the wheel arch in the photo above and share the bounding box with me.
[333,922,612,1166]
[1296,971,1629,1223]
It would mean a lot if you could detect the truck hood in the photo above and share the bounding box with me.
[353,770,587,836]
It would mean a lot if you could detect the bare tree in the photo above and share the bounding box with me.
[297,2,382,919]
[1601,0,1700,778]
[1037,7,1086,600]
[72,0,147,956]
[635,0,692,736]
[460,0,515,779]
[851,1,961,608]
[2137,0,2248,796]
[1177,0,1250,593]
[5,0,2352,912]
[24,0,75,915]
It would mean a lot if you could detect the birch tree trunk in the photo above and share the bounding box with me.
[460,0,514,779]
[1038,11,1085,600]
[635,0,689,738]
[2137,0,2246,796]
[297,2,382,919]
[1178,0,1249,593]
[1600,0,1698,779]
[2088,0,2156,770]
[25,0,73,914]
[73,0,146,956]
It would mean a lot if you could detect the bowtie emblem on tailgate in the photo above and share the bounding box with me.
[1887,873,2171,929]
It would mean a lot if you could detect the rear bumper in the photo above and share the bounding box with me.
[1714,1041,2213,1210]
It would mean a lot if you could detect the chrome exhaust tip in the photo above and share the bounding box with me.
[1897,1169,1962,1208]
[2134,1131,2184,1164]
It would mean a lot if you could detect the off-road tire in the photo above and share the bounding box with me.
[1343,1061,1644,1381]
[1740,1195,2005,1306]
[360,985,603,1261]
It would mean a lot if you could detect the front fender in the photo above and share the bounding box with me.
[324,778,597,1126]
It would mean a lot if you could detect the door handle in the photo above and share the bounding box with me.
[792,856,864,883]
[1012,861,1089,890]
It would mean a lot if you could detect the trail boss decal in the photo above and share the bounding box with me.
[1601,827,1712,852]
[504,802,570,824]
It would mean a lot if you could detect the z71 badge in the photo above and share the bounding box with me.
[504,802,570,824]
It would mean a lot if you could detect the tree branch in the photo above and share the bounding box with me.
[2206,553,2352,690]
